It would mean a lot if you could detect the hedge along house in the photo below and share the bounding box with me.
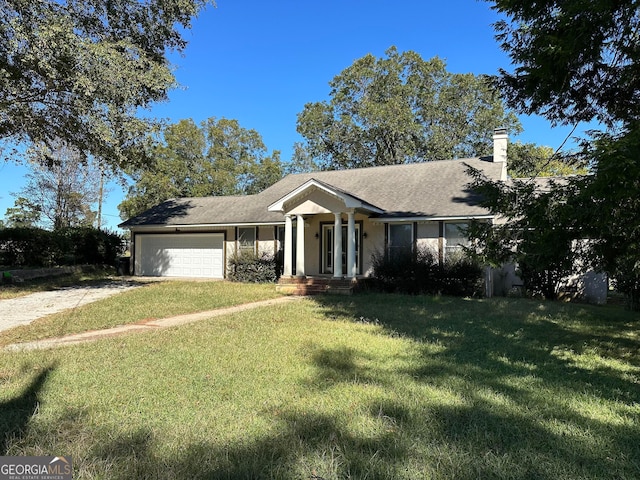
[119,129,509,292]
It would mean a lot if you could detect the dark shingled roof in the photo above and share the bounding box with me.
[120,157,502,227]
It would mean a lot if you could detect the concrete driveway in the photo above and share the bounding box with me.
[0,280,143,333]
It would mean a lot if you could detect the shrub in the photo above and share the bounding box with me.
[55,227,124,265]
[0,227,57,267]
[371,246,484,297]
[440,250,485,297]
[228,252,279,283]
[0,227,124,267]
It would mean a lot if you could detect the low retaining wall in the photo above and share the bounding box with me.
[2,266,81,282]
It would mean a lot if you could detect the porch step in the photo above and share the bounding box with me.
[276,276,357,296]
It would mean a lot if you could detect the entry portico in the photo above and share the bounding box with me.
[268,178,384,279]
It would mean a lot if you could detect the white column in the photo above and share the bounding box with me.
[347,210,356,278]
[296,214,305,276]
[283,215,293,276]
[333,212,343,278]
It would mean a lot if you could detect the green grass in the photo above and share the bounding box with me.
[0,281,281,347]
[1,292,638,479]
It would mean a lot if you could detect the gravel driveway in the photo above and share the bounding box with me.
[0,281,143,333]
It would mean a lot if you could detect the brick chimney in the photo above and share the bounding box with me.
[493,127,508,180]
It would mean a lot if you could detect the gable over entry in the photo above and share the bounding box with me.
[268,179,383,279]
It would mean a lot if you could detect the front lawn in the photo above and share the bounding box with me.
[0,281,281,347]
[1,292,638,479]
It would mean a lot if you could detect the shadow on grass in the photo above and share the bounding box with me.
[85,410,407,479]
[2,294,638,478]
[308,293,640,478]
[306,346,387,391]
[0,365,55,455]
[314,294,639,399]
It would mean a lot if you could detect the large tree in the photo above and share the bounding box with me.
[119,117,283,219]
[296,46,521,170]
[491,0,640,127]
[0,0,211,169]
[471,0,640,307]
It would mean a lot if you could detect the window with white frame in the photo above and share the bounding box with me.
[444,223,469,255]
[238,227,256,254]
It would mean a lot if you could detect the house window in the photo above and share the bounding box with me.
[388,223,413,260]
[238,227,256,254]
[444,223,469,256]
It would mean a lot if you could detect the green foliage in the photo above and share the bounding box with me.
[2,197,41,228]
[0,227,53,267]
[244,151,283,195]
[296,46,521,170]
[574,128,640,310]
[0,226,123,267]
[285,141,321,174]
[228,251,279,283]
[508,141,588,178]
[119,117,283,219]
[485,0,640,308]
[491,0,640,127]
[465,168,581,300]
[370,246,484,296]
[0,0,212,168]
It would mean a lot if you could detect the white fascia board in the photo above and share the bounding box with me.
[373,214,495,223]
[128,221,284,231]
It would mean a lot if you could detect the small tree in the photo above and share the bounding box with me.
[575,128,640,309]
[485,0,640,309]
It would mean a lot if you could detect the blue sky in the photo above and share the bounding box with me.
[0,0,587,231]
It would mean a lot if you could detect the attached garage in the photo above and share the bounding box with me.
[135,233,225,278]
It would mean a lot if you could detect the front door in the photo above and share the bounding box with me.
[322,224,360,274]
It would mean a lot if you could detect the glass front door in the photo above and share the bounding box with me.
[322,224,360,274]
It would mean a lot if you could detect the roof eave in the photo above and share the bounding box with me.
[125,221,286,230]
[372,214,495,223]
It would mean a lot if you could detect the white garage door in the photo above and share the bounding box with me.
[137,234,224,278]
